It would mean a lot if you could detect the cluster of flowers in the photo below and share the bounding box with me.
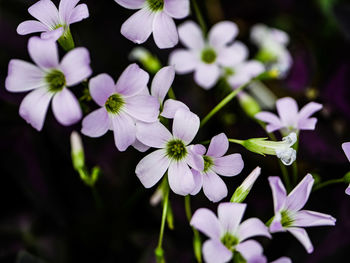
[5,0,349,262]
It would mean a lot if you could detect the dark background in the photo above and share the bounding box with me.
[0,0,350,262]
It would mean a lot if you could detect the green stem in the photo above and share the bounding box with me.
[292,134,299,186]
[312,178,345,192]
[200,83,249,128]
[279,160,291,192]
[191,0,207,34]
[228,139,244,145]
[168,87,176,100]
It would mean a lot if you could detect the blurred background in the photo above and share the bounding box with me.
[0,0,350,262]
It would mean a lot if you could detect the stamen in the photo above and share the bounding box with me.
[105,94,125,114]
[45,69,66,92]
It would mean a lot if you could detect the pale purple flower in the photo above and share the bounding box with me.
[190,202,271,263]
[81,64,160,152]
[190,133,244,202]
[342,142,350,195]
[169,21,247,89]
[270,257,292,263]
[135,109,204,195]
[17,0,89,40]
[115,0,189,49]
[255,97,323,134]
[268,174,336,253]
[5,37,91,131]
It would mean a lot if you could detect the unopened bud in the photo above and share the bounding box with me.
[238,92,261,118]
[231,167,261,203]
[70,131,85,170]
[129,47,161,74]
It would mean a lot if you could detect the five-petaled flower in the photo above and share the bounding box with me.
[342,142,350,195]
[81,64,160,152]
[190,202,271,263]
[5,36,92,131]
[268,174,336,253]
[115,0,189,49]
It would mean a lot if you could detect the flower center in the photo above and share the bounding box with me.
[224,67,235,76]
[203,155,214,172]
[105,94,125,114]
[201,48,217,64]
[166,139,187,161]
[280,210,294,227]
[147,0,164,11]
[221,233,239,251]
[46,69,66,92]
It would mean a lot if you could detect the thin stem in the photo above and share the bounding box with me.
[279,160,291,192]
[200,83,249,128]
[167,87,176,100]
[312,178,344,192]
[292,134,299,186]
[184,195,192,222]
[191,0,207,34]
[228,139,244,145]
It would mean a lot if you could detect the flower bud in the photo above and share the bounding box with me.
[129,47,161,74]
[70,131,85,170]
[238,92,261,118]
[231,167,261,203]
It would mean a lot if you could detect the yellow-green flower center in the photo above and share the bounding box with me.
[105,94,125,114]
[201,48,217,64]
[166,139,187,161]
[221,233,239,250]
[281,210,294,227]
[147,0,164,11]
[46,69,66,92]
[203,155,214,172]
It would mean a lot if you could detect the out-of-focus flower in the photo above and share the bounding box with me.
[5,37,91,130]
[129,47,162,74]
[135,109,204,195]
[115,0,189,49]
[70,131,85,170]
[342,142,350,195]
[268,174,336,253]
[251,24,292,78]
[255,97,323,134]
[190,202,271,263]
[190,133,244,202]
[231,167,261,203]
[81,64,159,151]
[170,21,248,89]
[270,257,292,263]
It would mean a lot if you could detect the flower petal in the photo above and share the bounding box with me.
[164,0,189,19]
[28,36,59,69]
[169,49,198,74]
[135,149,170,188]
[178,21,204,50]
[17,20,48,35]
[342,142,350,162]
[41,27,64,41]
[161,99,190,119]
[168,161,195,195]
[189,144,207,155]
[60,47,92,86]
[186,149,204,171]
[114,0,145,9]
[285,174,314,212]
[208,21,238,49]
[68,4,89,24]
[52,88,82,126]
[276,97,299,128]
[297,102,322,130]
[28,0,60,28]
[294,210,336,227]
[346,185,350,195]
[207,133,229,158]
[218,202,246,234]
[132,138,150,152]
[238,218,271,242]
[110,112,136,151]
[81,107,110,137]
[5,59,45,92]
[298,118,318,130]
[270,257,292,263]
[217,41,248,67]
[173,109,199,144]
[121,7,155,44]
[115,63,149,97]
[287,227,313,254]
[194,63,220,90]
[151,66,175,103]
[236,240,264,262]
[190,169,203,195]
[268,176,287,213]
[136,121,172,148]
[202,239,233,263]
[153,12,178,49]
[19,88,53,131]
[89,73,116,106]
[190,208,221,240]
[58,0,80,23]
[202,171,228,202]
[124,95,159,122]
[255,111,283,133]
[213,154,244,177]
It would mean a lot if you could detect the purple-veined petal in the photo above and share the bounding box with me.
[89,73,116,106]
[194,63,220,89]
[136,121,172,148]
[114,0,145,9]
[168,161,195,195]
[236,240,264,262]
[115,63,149,97]
[217,41,248,67]
[5,59,45,92]
[164,0,189,19]
[28,0,60,28]
[161,99,190,119]
[294,210,336,227]
[60,47,92,86]
[190,208,221,240]
[68,4,89,24]
[268,176,287,213]
[110,112,136,151]
[178,21,204,50]
[132,138,150,152]
[19,88,53,131]
[238,218,271,242]
[52,88,82,126]
[285,174,314,212]
[207,133,229,158]
[255,112,283,133]
[186,149,204,171]
[208,21,238,49]
[124,95,159,122]
[41,27,64,41]
[81,107,110,137]
[213,154,244,177]
[168,49,198,74]
[58,0,80,23]
[17,20,48,35]
[269,212,284,233]
[202,239,233,263]
[121,7,155,44]
[202,171,228,202]
[343,142,350,162]
[28,36,59,69]
[276,97,299,128]
[153,12,178,49]
[135,149,170,188]
[218,202,246,234]
[173,109,200,144]
[151,66,175,103]
[287,227,313,254]
[191,169,203,195]
[270,257,292,263]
